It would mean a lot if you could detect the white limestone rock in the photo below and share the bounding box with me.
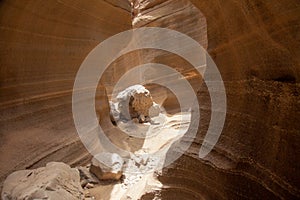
[109,101,120,124]
[116,85,154,122]
[1,162,84,200]
[90,153,123,181]
[149,103,161,118]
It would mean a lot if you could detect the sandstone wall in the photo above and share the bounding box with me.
[133,0,299,199]
[0,0,132,189]
[0,0,299,199]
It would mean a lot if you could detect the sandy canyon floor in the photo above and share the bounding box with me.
[89,112,191,200]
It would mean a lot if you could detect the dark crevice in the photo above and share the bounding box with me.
[273,75,296,83]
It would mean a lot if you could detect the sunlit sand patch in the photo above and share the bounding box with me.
[108,112,191,200]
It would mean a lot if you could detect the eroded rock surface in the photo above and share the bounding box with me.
[0,0,299,199]
[117,85,154,122]
[90,153,123,181]
[0,0,132,190]
[77,166,100,189]
[1,162,84,200]
[132,0,300,199]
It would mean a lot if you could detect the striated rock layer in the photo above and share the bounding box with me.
[132,0,300,199]
[0,0,299,199]
[0,0,132,191]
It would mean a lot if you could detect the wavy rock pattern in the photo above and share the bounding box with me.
[0,0,131,191]
[0,0,299,199]
[133,0,300,199]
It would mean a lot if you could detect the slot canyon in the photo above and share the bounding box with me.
[0,0,299,199]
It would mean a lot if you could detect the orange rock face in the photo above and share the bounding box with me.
[0,0,132,191]
[0,0,299,199]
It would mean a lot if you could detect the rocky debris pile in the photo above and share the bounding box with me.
[89,152,123,181]
[129,150,158,172]
[121,151,160,190]
[77,165,99,189]
[1,162,84,200]
[1,153,163,200]
[115,85,159,123]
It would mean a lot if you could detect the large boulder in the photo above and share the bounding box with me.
[116,85,154,123]
[90,153,123,181]
[1,162,84,200]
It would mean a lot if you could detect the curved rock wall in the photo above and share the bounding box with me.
[134,0,299,199]
[0,0,131,189]
[130,0,300,199]
[0,0,299,199]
